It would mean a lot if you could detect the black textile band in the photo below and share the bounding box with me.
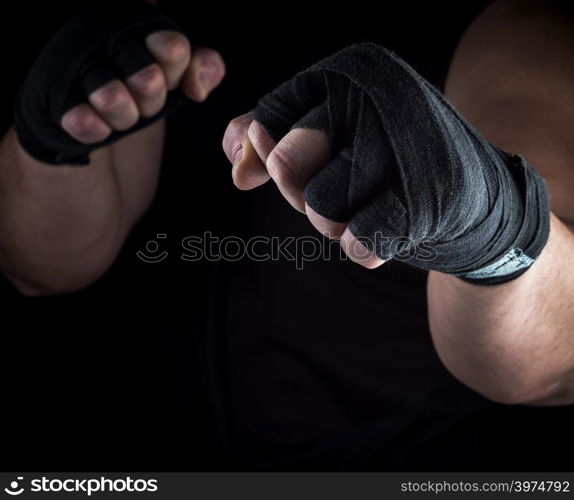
[14,1,186,166]
[252,43,550,285]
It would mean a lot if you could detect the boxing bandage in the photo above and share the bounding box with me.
[253,43,550,285]
[14,1,184,165]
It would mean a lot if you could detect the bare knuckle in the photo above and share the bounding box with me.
[63,109,95,135]
[158,32,190,63]
[129,65,165,96]
[227,116,247,136]
[90,83,129,113]
[229,116,243,128]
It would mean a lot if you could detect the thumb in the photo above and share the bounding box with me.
[182,47,226,102]
[223,114,271,191]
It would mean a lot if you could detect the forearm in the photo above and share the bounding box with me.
[0,3,224,295]
[428,213,574,405]
[0,122,163,295]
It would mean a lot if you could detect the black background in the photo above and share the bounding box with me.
[0,0,573,471]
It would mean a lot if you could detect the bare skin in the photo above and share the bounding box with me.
[223,0,574,405]
[4,1,573,405]
[0,0,225,294]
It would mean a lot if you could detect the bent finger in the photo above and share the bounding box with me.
[340,226,385,269]
[265,127,331,213]
[61,104,112,144]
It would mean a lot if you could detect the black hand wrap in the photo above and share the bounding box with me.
[252,43,550,285]
[14,1,185,166]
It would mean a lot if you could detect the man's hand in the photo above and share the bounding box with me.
[0,2,225,295]
[223,115,385,268]
[221,43,574,407]
[15,2,225,165]
[224,44,549,285]
[61,32,223,145]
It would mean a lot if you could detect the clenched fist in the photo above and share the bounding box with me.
[14,0,225,165]
[224,44,549,285]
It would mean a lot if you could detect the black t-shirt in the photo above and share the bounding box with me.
[2,1,574,472]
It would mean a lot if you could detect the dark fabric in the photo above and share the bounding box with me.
[252,43,550,285]
[13,1,186,165]
[209,180,492,470]
[4,0,574,473]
